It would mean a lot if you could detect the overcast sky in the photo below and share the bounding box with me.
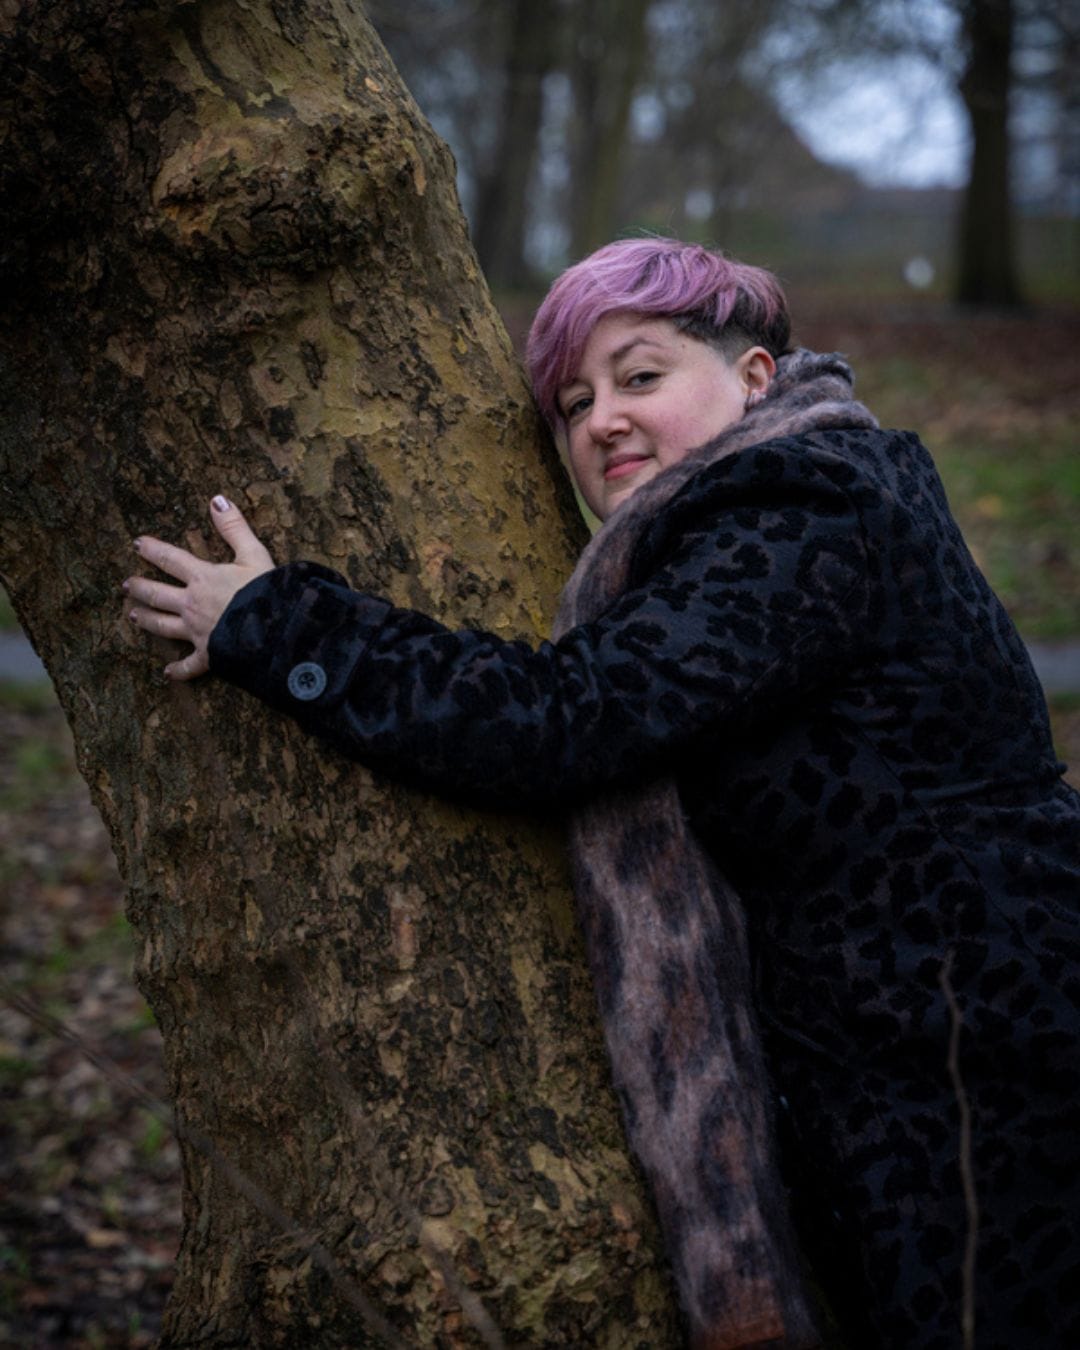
[761,0,971,190]
[777,57,969,189]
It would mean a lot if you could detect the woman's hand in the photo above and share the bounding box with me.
[124,496,275,681]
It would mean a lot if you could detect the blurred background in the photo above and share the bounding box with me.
[2,1,1078,1344]
[372,0,1077,304]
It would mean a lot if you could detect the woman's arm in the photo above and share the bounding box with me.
[188,453,872,809]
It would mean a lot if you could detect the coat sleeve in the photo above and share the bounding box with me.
[208,448,873,808]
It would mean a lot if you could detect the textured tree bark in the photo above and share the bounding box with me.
[0,2,682,1344]
[956,0,1023,306]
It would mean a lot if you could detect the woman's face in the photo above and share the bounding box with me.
[557,313,774,520]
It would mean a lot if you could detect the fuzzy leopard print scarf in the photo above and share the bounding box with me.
[553,350,878,1349]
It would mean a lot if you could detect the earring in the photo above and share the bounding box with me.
[744,388,765,412]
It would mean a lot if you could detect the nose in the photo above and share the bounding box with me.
[585,390,630,445]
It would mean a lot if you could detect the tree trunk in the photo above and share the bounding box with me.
[0,2,682,1344]
[955,0,1024,305]
[568,0,653,260]
[471,0,559,290]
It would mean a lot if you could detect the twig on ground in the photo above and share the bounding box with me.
[939,953,978,1350]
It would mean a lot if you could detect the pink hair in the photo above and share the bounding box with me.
[525,237,791,428]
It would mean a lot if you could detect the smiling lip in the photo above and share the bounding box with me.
[604,454,651,481]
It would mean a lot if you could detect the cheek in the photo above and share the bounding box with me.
[565,440,588,489]
[689,389,744,444]
[659,406,736,461]
[565,441,602,509]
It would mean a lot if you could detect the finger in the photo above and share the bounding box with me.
[125,575,186,615]
[134,534,199,583]
[127,604,190,641]
[210,496,274,569]
[164,649,209,681]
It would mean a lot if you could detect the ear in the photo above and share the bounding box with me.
[735,345,776,395]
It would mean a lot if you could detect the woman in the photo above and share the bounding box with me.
[125,238,1080,1349]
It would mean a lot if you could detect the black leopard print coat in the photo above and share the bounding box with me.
[210,425,1080,1349]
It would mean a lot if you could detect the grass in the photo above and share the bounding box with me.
[933,428,1079,638]
[793,304,1080,641]
[2,737,70,810]
[0,691,136,993]
[0,680,56,714]
[136,1111,168,1162]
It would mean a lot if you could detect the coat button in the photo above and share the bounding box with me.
[287,662,327,701]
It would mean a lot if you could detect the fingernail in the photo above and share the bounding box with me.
[121,580,129,593]
[132,538,141,552]
[128,610,138,623]
[212,495,230,512]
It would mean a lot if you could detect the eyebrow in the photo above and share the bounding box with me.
[559,336,668,395]
[608,336,667,363]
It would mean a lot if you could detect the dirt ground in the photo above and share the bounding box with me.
[1,696,179,1347]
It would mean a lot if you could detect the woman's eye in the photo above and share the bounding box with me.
[564,395,592,421]
[627,370,659,389]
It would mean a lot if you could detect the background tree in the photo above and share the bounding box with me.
[468,0,561,289]
[611,0,795,241]
[371,0,1076,300]
[1011,0,1080,282]
[956,0,1022,303]
[374,0,815,280]
[759,0,1040,305]
[0,0,684,1343]
[373,0,657,284]
[563,0,654,258]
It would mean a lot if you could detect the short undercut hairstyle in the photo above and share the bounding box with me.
[526,237,792,429]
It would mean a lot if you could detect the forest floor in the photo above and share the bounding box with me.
[1,300,1078,1347]
[0,685,179,1348]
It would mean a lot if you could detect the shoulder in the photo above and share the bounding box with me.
[684,426,942,529]
[629,429,913,571]
[700,426,932,494]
